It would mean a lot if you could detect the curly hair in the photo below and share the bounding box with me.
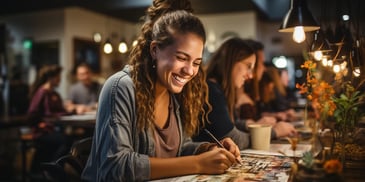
[129,0,210,137]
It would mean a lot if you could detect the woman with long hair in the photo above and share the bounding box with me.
[193,37,253,149]
[27,64,71,174]
[236,39,297,139]
[82,0,240,181]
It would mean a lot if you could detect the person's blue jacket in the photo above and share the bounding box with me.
[82,65,204,181]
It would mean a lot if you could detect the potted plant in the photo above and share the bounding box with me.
[331,81,365,166]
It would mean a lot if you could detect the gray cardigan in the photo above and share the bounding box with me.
[82,66,203,181]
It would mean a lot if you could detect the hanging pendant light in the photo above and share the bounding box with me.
[118,38,128,54]
[310,30,332,61]
[279,0,320,43]
[103,38,113,54]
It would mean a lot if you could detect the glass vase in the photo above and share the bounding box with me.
[308,119,323,157]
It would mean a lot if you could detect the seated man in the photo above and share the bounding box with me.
[65,63,102,114]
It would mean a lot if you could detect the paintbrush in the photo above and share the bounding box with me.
[204,129,242,165]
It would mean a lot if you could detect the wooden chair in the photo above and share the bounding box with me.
[18,127,35,182]
[70,137,92,168]
[42,154,83,182]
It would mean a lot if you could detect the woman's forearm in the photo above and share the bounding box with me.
[149,156,200,180]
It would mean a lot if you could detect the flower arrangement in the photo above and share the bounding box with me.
[291,57,344,181]
[290,150,344,182]
[295,59,337,128]
[323,159,343,174]
[295,58,338,159]
[295,52,365,174]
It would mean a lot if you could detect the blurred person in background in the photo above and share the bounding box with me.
[192,37,253,149]
[65,62,102,114]
[236,39,297,139]
[27,64,73,175]
[259,66,297,122]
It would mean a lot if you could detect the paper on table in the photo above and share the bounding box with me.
[241,143,311,157]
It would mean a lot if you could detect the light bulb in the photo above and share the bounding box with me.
[293,26,306,43]
[321,57,328,67]
[353,67,361,77]
[340,61,347,70]
[103,42,113,54]
[333,64,340,73]
[313,51,323,61]
[93,33,102,42]
[118,42,128,53]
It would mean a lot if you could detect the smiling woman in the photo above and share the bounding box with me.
[81,0,242,181]
[151,32,204,93]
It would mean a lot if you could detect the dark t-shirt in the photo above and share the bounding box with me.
[193,80,234,142]
[27,87,67,125]
[153,96,180,158]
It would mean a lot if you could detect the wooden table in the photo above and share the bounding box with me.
[0,115,29,129]
[151,140,365,182]
[151,144,309,182]
[45,114,96,128]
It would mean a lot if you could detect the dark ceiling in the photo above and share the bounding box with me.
[1,0,364,24]
[0,0,291,23]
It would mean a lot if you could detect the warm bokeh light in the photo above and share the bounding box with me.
[103,42,113,54]
[272,56,288,68]
[93,33,102,42]
[118,41,128,53]
[353,67,361,77]
[327,60,333,67]
[321,57,328,66]
[313,50,323,61]
[340,61,347,71]
[333,64,340,73]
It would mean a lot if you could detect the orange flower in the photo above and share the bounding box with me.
[297,58,336,122]
[301,60,317,69]
[323,159,343,174]
[286,137,298,151]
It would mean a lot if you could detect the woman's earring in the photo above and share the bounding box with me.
[152,59,156,68]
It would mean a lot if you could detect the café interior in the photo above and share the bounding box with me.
[0,0,365,181]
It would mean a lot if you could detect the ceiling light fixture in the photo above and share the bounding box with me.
[103,38,113,54]
[118,38,128,54]
[279,0,320,43]
[93,32,102,43]
[310,30,332,61]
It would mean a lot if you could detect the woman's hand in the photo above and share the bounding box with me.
[285,109,298,122]
[273,121,297,138]
[220,137,241,161]
[195,138,241,174]
[257,116,277,126]
[196,147,236,174]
